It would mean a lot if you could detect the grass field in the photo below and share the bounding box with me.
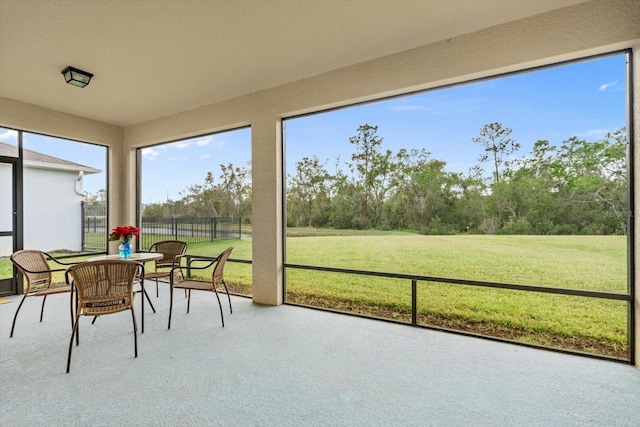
[174,231,629,358]
[1,231,629,358]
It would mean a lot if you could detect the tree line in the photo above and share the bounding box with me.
[287,123,627,235]
[125,122,625,236]
[141,164,252,221]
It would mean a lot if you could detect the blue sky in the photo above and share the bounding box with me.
[0,128,108,197]
[139,128,251,204]
[1,52,628,203]
[285,53,627,177]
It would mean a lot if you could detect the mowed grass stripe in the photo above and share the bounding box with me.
[285,234,626,291]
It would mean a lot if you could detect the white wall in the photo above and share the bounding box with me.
[21,168,83,254]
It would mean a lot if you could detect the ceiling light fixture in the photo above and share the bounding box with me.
[61,66,93,88]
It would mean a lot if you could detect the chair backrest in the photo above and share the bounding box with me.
[10,250,52,293]
[149,240,188,268]
[212,247,233,285]
[66,260,141,315]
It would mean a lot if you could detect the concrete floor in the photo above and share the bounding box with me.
[1,286,639,426]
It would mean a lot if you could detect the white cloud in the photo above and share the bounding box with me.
[389,96,482,114]
[0,128,18,142]
[196,135,214,147]
[580,129,610,139]
[173,141,191,149]
[598,80,618,91]
[390,104,428,112]
[141,147,160,161]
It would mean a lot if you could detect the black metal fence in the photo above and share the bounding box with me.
[139,217,243,249]
[81,199,108,252]
[82,215,108,252]
[82,215,242,252]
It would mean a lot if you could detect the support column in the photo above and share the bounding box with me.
[251,114,283,305]
[107,137,137,254]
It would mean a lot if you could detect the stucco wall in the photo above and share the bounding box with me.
[21,168,84,254]
[0,164,84,256]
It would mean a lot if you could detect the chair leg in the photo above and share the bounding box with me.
[66,315,80,373]
[76,315,80,346]
[141,284,145,334]
[9,294,28,337]
[178,271,187,298]
[168,286,174,330]
[143,288,156,313]
[213,288,225,327]
[75,296,80,346]
[131,307,138,358]
[187,289,191,313]
[69,290,74,330]
[221,280,232,314]
[155,278,159,298]
[40,295,47,322]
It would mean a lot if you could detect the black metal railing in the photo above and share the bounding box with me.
[284,263,633,363]
[172,255,633,363]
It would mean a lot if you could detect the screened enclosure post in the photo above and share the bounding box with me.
[412,279,417,325]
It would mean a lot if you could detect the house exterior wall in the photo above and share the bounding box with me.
[0,0,638,364]
[0,98,125,245]
[6,167,83,255]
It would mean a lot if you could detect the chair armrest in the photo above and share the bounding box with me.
[170,255,220,277]
[17,263,66,275]
[43,252,82,267]
[186,255,220,266]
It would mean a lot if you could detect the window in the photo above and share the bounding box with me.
[22,131,107,254]
[138,127,252,296]
[283,52,631,359]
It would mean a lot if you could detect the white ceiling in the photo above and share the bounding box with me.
[0,0,584,128]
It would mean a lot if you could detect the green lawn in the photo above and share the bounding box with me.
[283,233,628,358]
[1,232,629,357]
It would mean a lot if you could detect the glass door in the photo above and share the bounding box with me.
[0,158,18,295]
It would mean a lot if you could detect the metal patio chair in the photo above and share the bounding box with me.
[168,247,233,329]
[9,249,78,337]
[145,240,188,297]
[65,260,143,373]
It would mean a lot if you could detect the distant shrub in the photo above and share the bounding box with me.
[421,215,457,235]
[552,224,580,235]
[502,217,532,235]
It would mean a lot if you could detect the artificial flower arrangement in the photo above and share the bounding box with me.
[108,225,141,243]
